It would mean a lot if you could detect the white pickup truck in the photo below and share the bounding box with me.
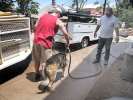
[0,15,32,70]
[55,13,99,48]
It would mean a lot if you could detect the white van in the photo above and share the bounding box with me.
[55,13,98,48]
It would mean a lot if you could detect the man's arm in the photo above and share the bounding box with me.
[33,18,40,33]
[94,17,101,38]
[56,19,70,44]
[114,18,120,43]
[115,27,119,37]
[115,27,119,43]
[94,25,101,38]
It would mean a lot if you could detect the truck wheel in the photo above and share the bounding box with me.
[81,37,89,48]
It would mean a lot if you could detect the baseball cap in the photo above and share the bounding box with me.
[48,6,60,13]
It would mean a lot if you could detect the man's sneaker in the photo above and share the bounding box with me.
[93,59,100,64]
[104,60,108,66]
[34,73,41,82]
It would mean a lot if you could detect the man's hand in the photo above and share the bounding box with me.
[115,36,119,43]
[68,34,72,40]
[94,32,97,38]
[115,28,119,43]
[65,34,72,48]
[94,25,100,38]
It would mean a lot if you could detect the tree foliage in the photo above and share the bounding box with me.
[117,0,133,9]
[16,0,39,16]
[117,0,133,27]
[0,0,14,11]
[119,7,133,27]
[0,0,39,15]
[72,0,88,10]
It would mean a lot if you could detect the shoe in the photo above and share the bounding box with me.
[38,81,48,92]
[34,73,41,82]
[104,60,108,66]
[47,85,53,92]
[93,59,100,64]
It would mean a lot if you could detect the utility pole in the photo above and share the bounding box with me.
[52,0,56,6]
[76,0,79,12]
[103,0,107,14]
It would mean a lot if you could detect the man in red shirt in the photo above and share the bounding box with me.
[33,7,70,81]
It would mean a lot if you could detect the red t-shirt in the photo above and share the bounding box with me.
[34,14,58,48]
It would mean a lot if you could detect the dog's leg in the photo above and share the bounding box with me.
[61,58,67,78]
[46,71,56,91]
[46,64,57,91]
[49,69,56,84]
[62,55,67,78]
[38,68,50,92]
[62,65,67,78]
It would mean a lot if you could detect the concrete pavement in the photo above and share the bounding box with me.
[44,42,130,100]
[0,37,132,100]
[85,51,133,100]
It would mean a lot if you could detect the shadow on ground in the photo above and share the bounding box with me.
[0,41,97,85]
[0,55,32,84]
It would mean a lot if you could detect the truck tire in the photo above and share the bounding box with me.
[81,37,90,48]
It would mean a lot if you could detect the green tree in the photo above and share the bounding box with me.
[117,0,133,27]
[117,0,133,9]
[72,0,88,11]
[16,0,39,16]
[119,7,133,27]
[0,0,14,11]
[29,1,39,14]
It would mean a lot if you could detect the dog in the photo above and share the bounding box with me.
[39,52,67,91]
